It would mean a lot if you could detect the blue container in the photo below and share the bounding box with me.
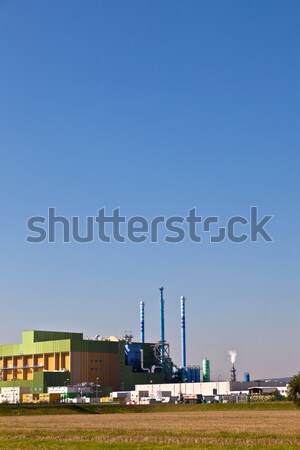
[191,367,196,382]
[190,366,195,383]
[244,372,250,382]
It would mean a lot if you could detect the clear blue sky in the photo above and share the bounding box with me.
[0,0,299,380]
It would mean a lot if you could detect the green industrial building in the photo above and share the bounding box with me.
[0,330,168,393]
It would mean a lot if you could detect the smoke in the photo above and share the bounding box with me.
[229,350,237,364]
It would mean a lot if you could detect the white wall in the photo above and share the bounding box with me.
[0,387,31,403]
[135,381,231,397]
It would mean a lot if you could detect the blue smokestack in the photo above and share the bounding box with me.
[159,287,165,344]
[140,301,145,343]
[159,287,165,366]
[180,296,186,367]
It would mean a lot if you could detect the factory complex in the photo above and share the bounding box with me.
[0,288,291,404]
[134,380,288,404]
[0,329,164,394]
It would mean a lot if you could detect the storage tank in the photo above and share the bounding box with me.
[195,366,200,382]
[186,367,192,383]
[202,358,210,382]
[243,372,250,382]
[191,366,196,382]
[178,367,187,383]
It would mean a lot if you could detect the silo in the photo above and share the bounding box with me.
[191,366,196,382]
[243,372,250,382]
[202,358,210,382]
[195,366,200,382]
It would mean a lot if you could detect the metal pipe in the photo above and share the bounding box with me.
[140,301,145,343]
[180,296,186,368]
[140,349,150,372]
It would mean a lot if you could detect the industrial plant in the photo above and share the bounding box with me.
[0,287,289,404]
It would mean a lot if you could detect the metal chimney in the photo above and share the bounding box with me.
[140,301,145,343]
[230,364,236,382]
[159,287,165,363]
[180,296,186,368]
[159,287,165,343]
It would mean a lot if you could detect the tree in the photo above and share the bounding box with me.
[287,372,300,404]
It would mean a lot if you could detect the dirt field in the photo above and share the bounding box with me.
[0,410,299,449]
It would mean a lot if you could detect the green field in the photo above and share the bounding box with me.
[0,401,297,416]
[0,403,299,449]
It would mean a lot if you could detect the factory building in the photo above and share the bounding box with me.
[0,330,167,393]
[0,288,176,395]
[135,380,289,400]
[0,288,290,401]
[136,381,231,398]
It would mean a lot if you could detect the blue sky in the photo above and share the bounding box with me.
[0,0,299,380]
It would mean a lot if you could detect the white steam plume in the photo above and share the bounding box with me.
[229,350,237,364]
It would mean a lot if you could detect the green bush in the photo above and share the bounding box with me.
[287,372,300,405]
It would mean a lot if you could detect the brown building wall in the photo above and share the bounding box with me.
[0,349,120,389]
[71,351,120,390]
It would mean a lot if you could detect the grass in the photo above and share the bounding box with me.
[0,441,297,450]
[0,408,299,449]
[0,401,297,416]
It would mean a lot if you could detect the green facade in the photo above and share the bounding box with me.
[0,331,72,357]
[0,330,167,393]
[0,371,69,391]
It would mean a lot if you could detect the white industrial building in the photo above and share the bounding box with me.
[135,381,230,398]
[0,387,31,404]
[48,385,92,395]
[134,380,288,400]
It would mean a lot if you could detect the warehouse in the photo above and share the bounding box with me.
[135,380,288,400]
